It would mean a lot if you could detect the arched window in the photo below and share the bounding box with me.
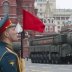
[45,26,48,32]
[3,1,9,14]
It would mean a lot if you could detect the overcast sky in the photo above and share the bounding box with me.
[56,0,72,9]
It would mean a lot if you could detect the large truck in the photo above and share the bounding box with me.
[29,32,72,64]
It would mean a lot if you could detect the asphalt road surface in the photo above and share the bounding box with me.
[25,59,72,72]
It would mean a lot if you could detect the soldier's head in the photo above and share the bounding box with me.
[0,15,19,42]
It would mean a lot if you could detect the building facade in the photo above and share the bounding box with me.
[0,0,17,23]
[35,0,56,35]
[0,0,35,23]
[53,9,72,33]
[35,0,72,34]
[35,0,56,18]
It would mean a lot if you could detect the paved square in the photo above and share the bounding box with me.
[25,59,72,72]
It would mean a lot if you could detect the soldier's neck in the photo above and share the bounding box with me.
[2,38,13,50]
[2,38,12,45]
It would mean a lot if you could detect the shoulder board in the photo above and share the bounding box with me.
[6,47,18,57]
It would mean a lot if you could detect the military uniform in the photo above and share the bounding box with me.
[0,42,21,72]
[0,14,22,72]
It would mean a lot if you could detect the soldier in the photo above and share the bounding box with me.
[0,14,24,72]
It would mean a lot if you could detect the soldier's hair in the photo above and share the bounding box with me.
[0,27,11,41]
[0,24,16,41]
[0,33,5,41]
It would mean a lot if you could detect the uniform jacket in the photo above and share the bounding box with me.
[0,42,20,72]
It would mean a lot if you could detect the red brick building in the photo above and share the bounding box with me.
[0,0,17,23]
[0,0,35,23]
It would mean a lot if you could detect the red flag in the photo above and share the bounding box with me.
[23,9,45,32]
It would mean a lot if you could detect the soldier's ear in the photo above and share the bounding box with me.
[4,31,9,38]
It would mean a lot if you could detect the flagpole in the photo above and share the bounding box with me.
[21,31,25,58]
[16,0,24,58]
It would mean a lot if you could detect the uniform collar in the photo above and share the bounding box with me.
[0,41,13,50]
[6,43,13,50]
